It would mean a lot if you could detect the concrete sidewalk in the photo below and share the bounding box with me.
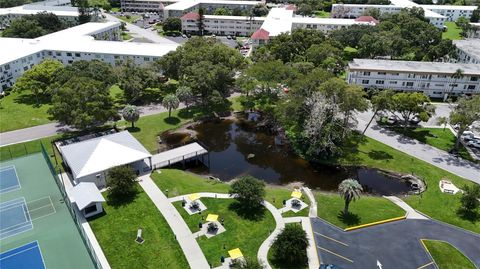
[137,175,210,269]
[356,111,480,185]
[383,196,428,220]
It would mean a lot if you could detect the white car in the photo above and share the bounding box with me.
[466,140,480,149]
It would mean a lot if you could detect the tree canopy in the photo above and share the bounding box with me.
[271,224,309,266]
[163,17,182,32]
[229,175,266,211]
[2,12,67,38]
[107,165,138,199]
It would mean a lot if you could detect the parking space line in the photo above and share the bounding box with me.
[317,246,354,263]
[417,262,435,269]
[314,232,349,247]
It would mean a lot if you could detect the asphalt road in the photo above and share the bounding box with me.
[312,218,480,269]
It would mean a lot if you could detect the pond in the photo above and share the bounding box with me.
[162,114,412,196]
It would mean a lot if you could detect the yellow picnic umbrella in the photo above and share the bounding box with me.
[291,190,302,199]
[188,193,200,201]
[228,248,243,260]
[206,214,219,222]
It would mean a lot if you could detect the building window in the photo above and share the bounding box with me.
[75,53,81,57]
[56,52,61,56]
[406,82,414,87]
[467,85,476,90]
[471,77,478,81]
[378,72,386,75]
[376,80,384,85]
[362,72,370,76]
[389,81,397,84]
[67,52,72,56]
[362,80,369,84]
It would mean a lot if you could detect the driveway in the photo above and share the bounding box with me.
[312,218,480,269]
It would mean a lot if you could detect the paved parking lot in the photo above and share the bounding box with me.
[312,218,480,269]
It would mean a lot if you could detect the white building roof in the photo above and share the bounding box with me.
[72,182,105,210]
[260,7,293,37]
[164,0,260,10]
[0,5,78,17]
[60,131,152,179]
[453,39,480,60]
[204,14,266,21]
[292,17,373,25]
[348,59,480,75]
[420,4,478,11]
[0,22,179,65]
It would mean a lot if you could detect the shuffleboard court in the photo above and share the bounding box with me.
[0,165,20,194]
[0,197,32,240]
[0,241,46,269]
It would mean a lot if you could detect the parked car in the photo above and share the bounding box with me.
[409,116,421,124]
[181,34,187,38]
[226,35,232,39]
[320,264,343,269]
[387,116,397,124]
[186,33,192,38]
[466,140,480,149]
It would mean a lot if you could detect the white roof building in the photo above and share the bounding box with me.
[453,39,480,64]
[59,131,152,180]
[72,182,106,211]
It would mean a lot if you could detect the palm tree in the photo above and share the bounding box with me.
[162,94,180,118]
[444,69,464,102]
[122,105,141,128]
[338,179,363,215]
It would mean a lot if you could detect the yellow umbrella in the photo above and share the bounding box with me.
[188,193,200,201]
[291,190,302,199]
[228,248,243,260]
[206,214,219,222]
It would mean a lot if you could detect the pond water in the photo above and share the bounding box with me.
[163,115,411,195]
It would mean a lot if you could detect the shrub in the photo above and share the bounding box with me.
[271,224,309,265]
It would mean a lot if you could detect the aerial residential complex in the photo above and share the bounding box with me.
[0,3,79,27]
[163,0,261,18]
[331,0,478,28]
[347,59,480,98]
[0,22,178,91]
[454,39,480,64]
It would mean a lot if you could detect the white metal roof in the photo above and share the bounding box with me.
[72,182,105,210]
[420,4,477,11]
[60,131,152,179]
[349,59,480,75]
[0,5,78,16]
[164,0,260,10]
[152,142,207,167]
[260,7,293,37]
[454,39,480,60]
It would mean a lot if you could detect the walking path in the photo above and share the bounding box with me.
[356,111,480,185]
[257,200,285,269]
[137,174,210,269]
[383,196,428,220]
[302,187,317,218]
[0,102,185,146]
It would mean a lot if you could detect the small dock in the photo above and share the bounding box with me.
[151,142,209,169]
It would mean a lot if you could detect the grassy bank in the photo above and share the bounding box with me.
[152,169,310,216]
[423,240,476,269]
[335,135,480,233]
[315,192,405,229]
[89,186,189,268]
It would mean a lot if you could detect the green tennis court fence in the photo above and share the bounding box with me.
[40,143,104,269]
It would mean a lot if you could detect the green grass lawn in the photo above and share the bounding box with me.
[88,186,189,268]
[423,240,476,269]
[334,135,480,233]
[442,22,463,40]
[121,31,133,40]
[392,127,474,162]
[116,109,194,153]
[315,192,405,229]
[116,15,141,23]
[173,198,275,267]
[314,10,331,18]
[0,90,52,132]
[152,169,310,217]
[0,134,61,162]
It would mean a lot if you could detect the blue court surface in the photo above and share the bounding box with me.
[0,197,32,240]
[0,165,20,194]
[0,241,46,269]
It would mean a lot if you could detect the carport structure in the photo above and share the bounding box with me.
[312,218,480,268]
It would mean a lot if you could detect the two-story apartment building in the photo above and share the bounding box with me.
[454,39,480,64]
[163,0,260,19]
[0,22,178,91]
[181,12,265,35]
[346,59,480,99]
[0,4,80,27]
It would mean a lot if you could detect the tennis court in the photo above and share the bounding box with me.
[0,153,96,269]
[0,241,46,269]
[0,197,33,240]
[0,165,20,194]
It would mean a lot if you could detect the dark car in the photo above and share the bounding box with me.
[320,264,343,269]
